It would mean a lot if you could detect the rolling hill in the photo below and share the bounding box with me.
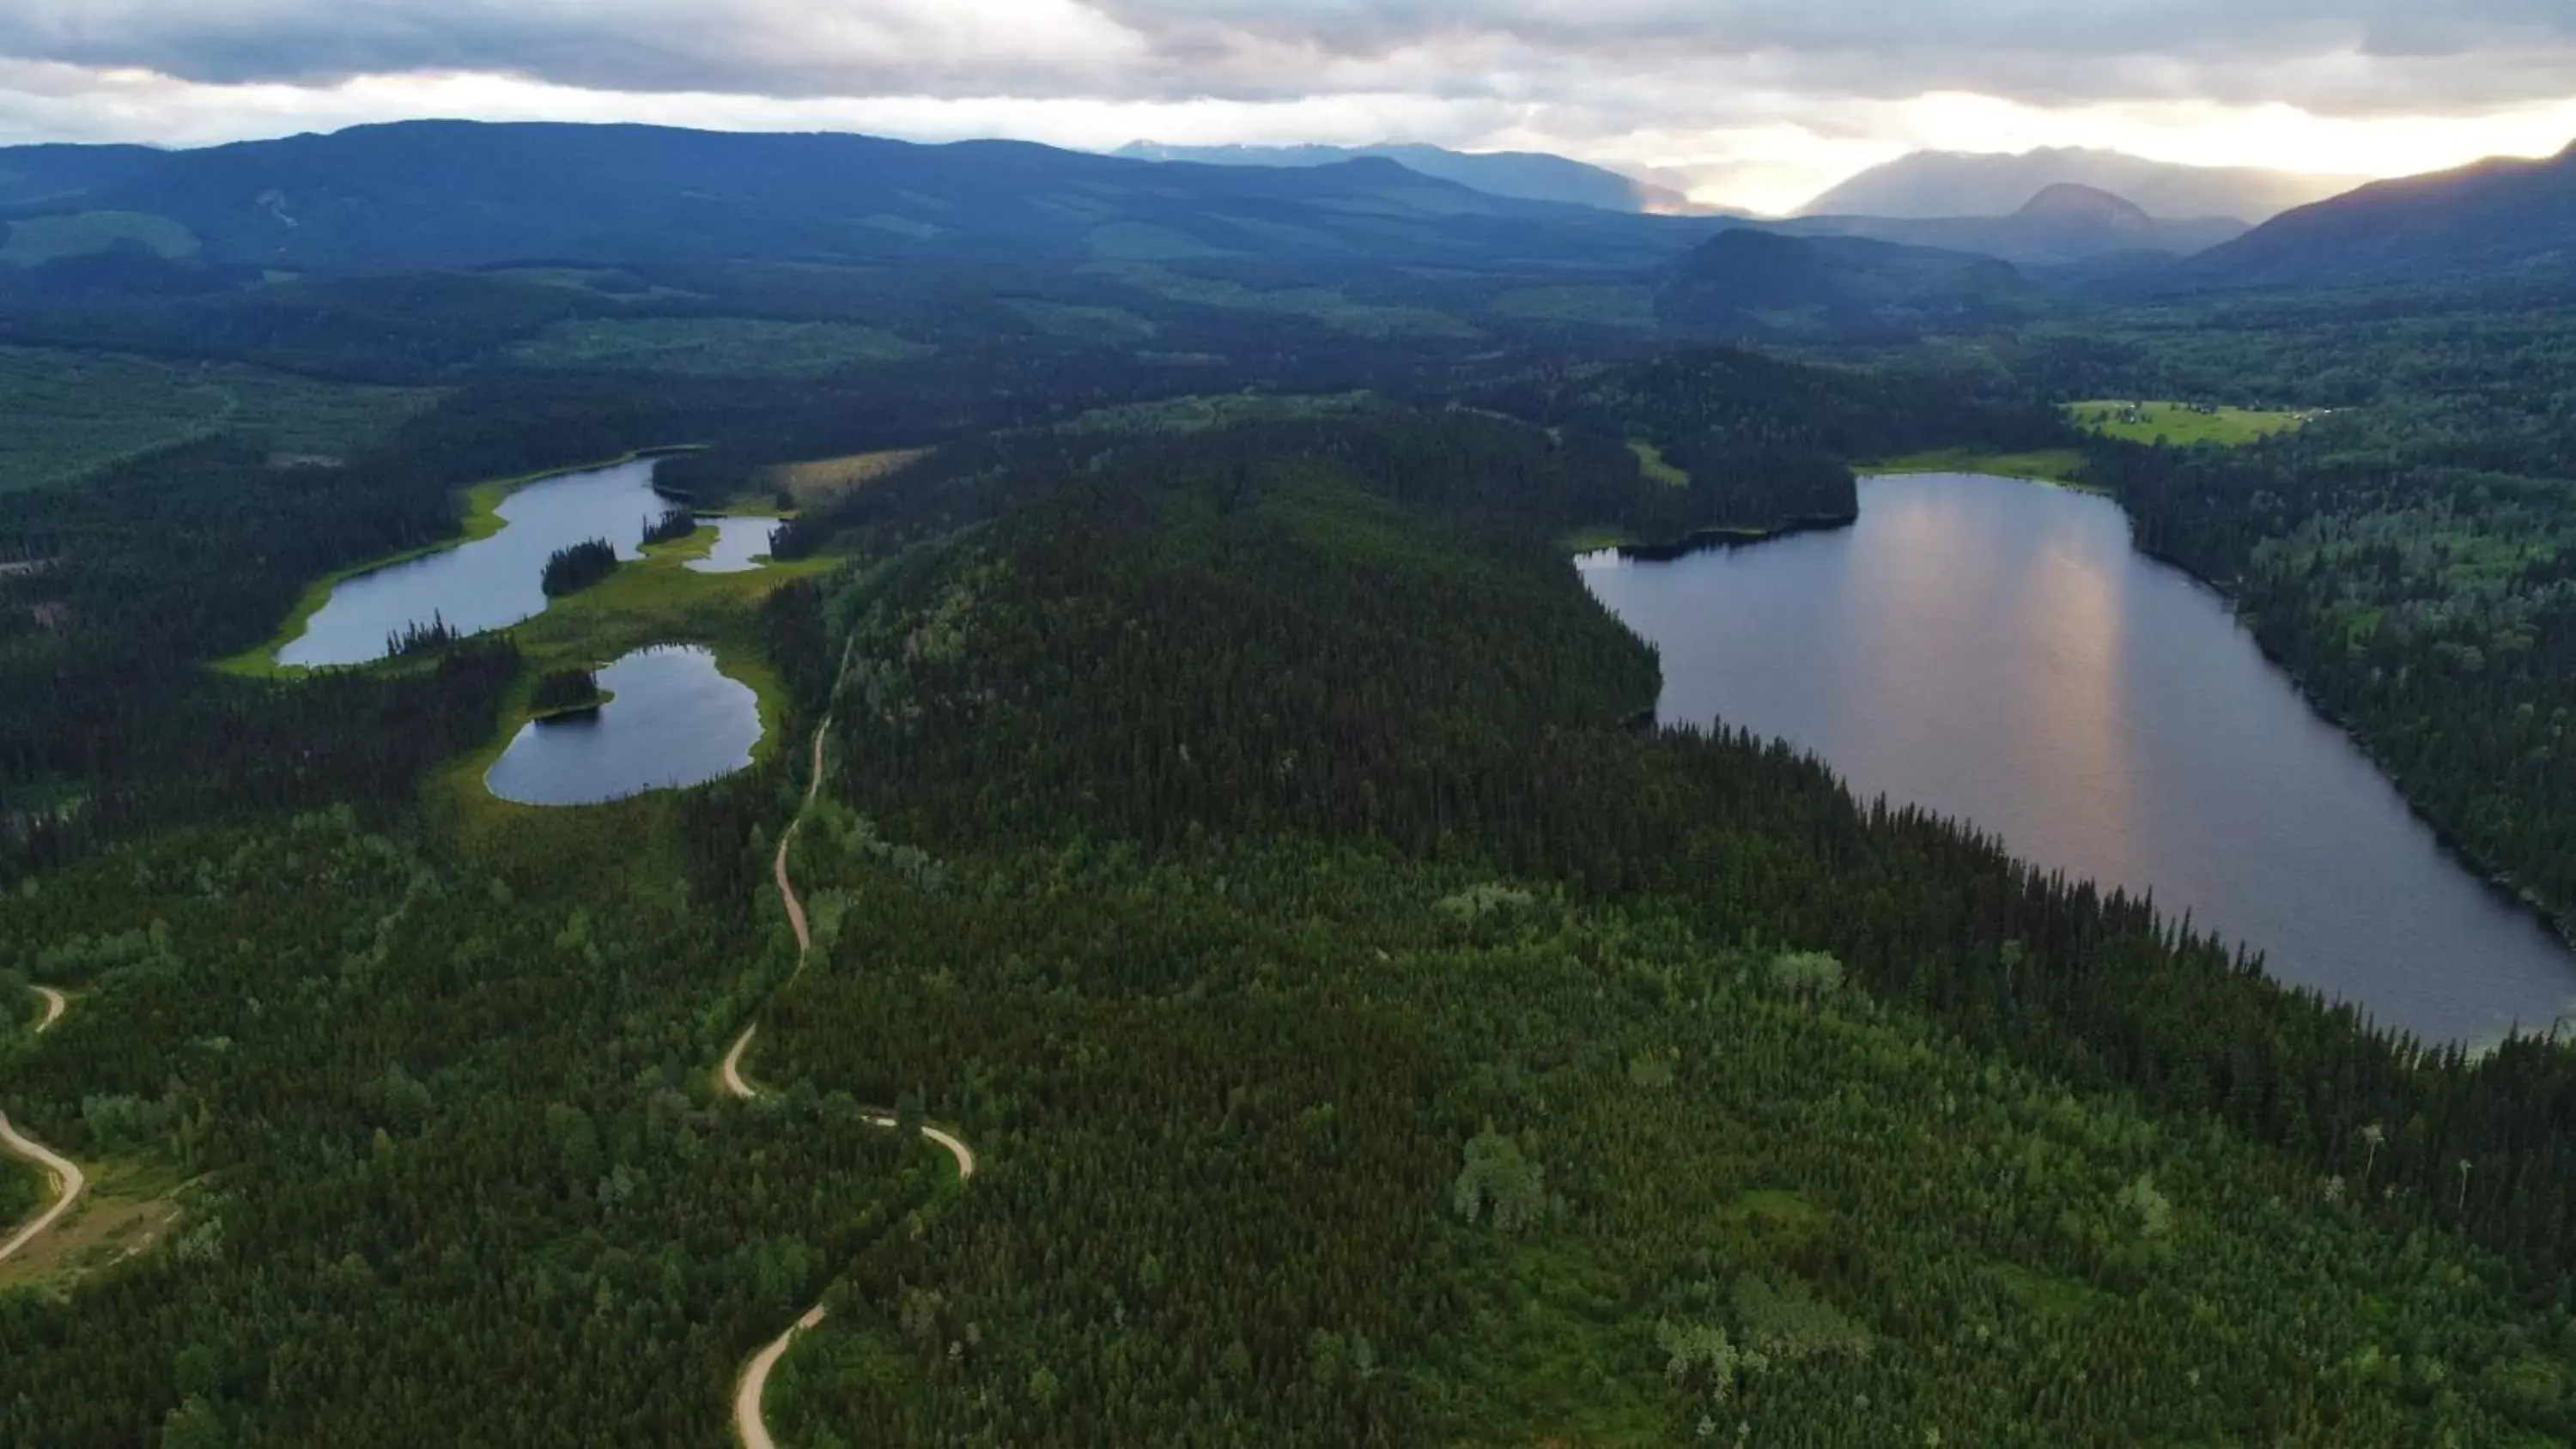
[2178,141,2576,288]
[1656,228,2032,336]
[1115,141,1728,215]
[0,143,167,207]
[1801,147,2360,223]
[0,121,1721,276]
[1776,183,2246,266]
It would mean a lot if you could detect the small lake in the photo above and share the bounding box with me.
[689,516,781,574]
[483,646,762,806]
[1581,471,2576,1045]
[277,458,677,668]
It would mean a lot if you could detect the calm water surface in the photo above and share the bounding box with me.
[278,458,672,667]
[689,516,781,574]
[1581,471,2576,1045]
[484,646,762,806]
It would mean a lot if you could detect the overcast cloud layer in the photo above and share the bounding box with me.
[3,0,2573,212]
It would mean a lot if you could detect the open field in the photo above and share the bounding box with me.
[2067,399,2315,446]
[479,265,699,300]
[1487,283,1659,329]
[2,211,198,266]
[1089,264,1480,338]
[1865,446,2094,486]
[0,345,440,493]
[507,317,933,375]
[1003,297,1158,342]
[762,448,933,507]
[0,1157,191,1296]
[1057,390,1378,436]
[1628,439,1689,487]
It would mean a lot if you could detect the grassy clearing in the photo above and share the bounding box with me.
[1089,264,1479,339]
[763,448,934,507]
[1558,525,1640,553]
[2067,399,2314,447]
[0,1158,192,1296]
[1628,439,1689,487]
[1057,391,1378,436]
[1488,283,1659,329]
[0,345,440,493]
[1865,446,2095,488]
[507,317,933,376]
[1,211,198,266]
[1003,298,1158,342]
[479,266,698,300]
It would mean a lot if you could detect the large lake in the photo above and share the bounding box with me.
[277,458,673,668]
[1581,471,2576,1046]
[484,646,762,806]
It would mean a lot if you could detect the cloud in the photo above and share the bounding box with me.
[0,2,2572,211]
[7,0,2576,112]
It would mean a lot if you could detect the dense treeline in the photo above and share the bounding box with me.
[2075,294,2576,934]
[0,800,945,1446]
[724,413,2576,1442]
[641,506,696,547]
[528,668,602,715]
[539,539,620,597]
[812,414,2576,1318]
[1481,346,2072,496]
[10,267,2576,1446]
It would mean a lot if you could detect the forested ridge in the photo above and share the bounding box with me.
[6,320,2576,1448]
[749,417,2576,1444]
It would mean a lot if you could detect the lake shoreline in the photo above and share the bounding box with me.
[2123,538,2576,974]
[1592,469,2576,1044]
[1595,511,1857,563]
[216,444,707,676]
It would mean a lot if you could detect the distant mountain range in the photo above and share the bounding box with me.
[0,121,1722,276]
[1115,141,1734,215]
[1801,148,2361,224]
[2180,141,2576,288]
[1774,183,2246,267]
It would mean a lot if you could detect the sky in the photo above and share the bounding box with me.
[2,3,2573,214]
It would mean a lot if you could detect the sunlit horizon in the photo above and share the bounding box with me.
[3,64,2572,215]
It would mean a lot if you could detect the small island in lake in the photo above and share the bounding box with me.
[528,667,607,721]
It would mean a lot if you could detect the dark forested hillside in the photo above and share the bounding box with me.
[1116,140,1711,214]
[1656,230,2034,338]
[1,122,1714,275]
[2181,142,2576,288]
[741,415,2576,1444]
[7,218,2576,1448]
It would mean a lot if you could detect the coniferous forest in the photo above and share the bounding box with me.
[7,187,2576,1449]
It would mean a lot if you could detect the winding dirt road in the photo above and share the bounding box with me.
[726,713,978,1449]
[1,986,82,1266]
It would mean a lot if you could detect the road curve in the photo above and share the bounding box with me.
[2,985,83,1266]
[736,1305,828,1449]
[727,710,980,1449]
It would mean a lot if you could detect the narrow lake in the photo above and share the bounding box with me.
[484,646,762,806]
[1581,470,2576,1046]
[277,458,675,667]
[689,516,781,574]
